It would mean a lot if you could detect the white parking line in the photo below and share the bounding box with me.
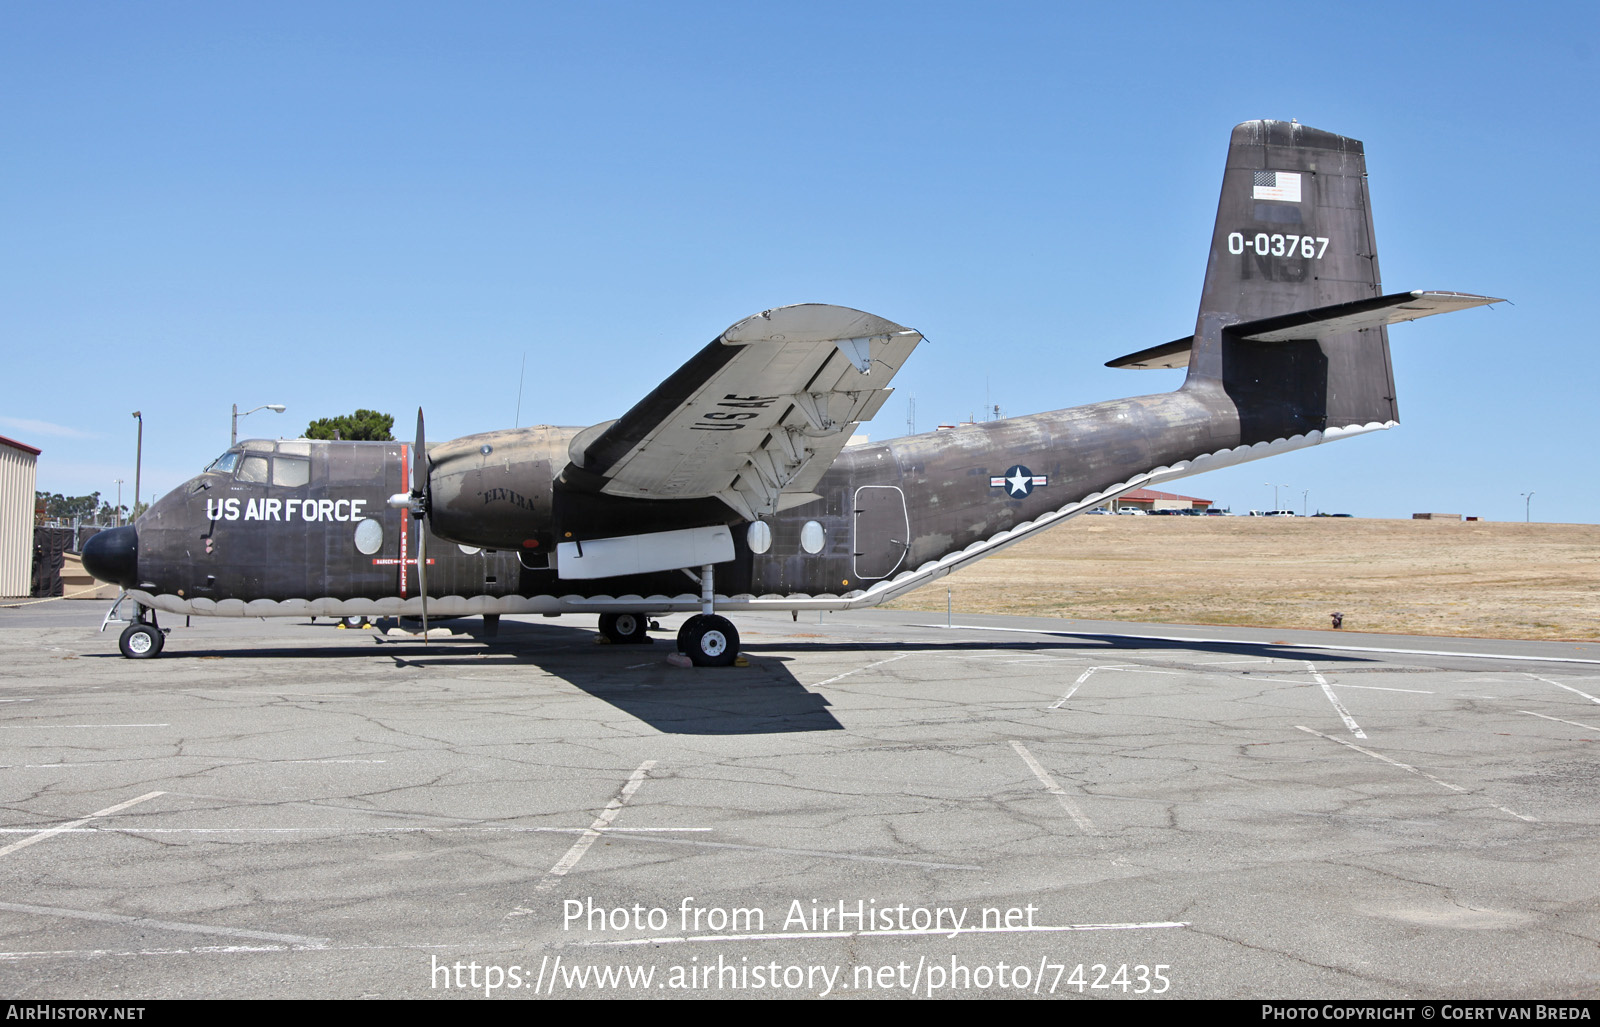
[1307,662,1366,739]
[0,826,711,836]
[0,900,328,948]
[1529,675,1600,706]
[1519,710,1600,734]
[578,833,982,870]
[1046,665,1181,709]
[812,653,910,687]
[1295,726,1535,822]
[535,760,655,891]
[0,724,169,730]
[581,920,1190,947]
[2,758,388,770]
[920,624,1600,665]
[1049,667,1101,708]
[1009,741,1097,835]
[0,940,467,961]
[0,791,165,859]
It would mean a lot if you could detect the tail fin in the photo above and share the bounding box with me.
[1186,120,1396,440]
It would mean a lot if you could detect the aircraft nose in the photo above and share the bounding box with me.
[81,525,138,588]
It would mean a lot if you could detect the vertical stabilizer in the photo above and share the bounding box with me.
[1186,120,1398,440]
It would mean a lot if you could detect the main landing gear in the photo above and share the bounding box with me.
[597,611,651,645]
[676,614,739,667]
[674,562,740,667]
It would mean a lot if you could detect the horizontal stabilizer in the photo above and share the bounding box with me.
[1230,290,1504,342]
[1107,291,1502,369]
[1105,336,1195,370]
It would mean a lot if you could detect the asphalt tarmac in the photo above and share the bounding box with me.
[1,601,1597,1000]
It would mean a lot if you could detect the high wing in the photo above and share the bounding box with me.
[568,304,922,519]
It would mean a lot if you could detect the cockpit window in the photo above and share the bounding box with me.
[206,451,241,474]
[272,456,311,488]
[236,455,270,483]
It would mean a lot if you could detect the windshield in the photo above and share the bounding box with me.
[205,450,241,474]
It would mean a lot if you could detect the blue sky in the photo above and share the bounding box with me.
[4,1,1594,522]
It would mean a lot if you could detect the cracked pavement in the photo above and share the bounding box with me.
[0,604,1597,998]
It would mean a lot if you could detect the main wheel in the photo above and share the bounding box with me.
[677,614,739,667]
[118,622,164,659]
[598,611,650,644]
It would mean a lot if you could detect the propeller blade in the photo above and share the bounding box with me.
[409,406,429,644]
[418,524,428,646]
[411,408,427,500]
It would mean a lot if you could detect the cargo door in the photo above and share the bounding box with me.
[852,486,908,580]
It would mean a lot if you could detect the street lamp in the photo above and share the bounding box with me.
[1520,491,1535,523]
[131,411,142,516]
[1265,482,1291,511]
[232,403,286,445]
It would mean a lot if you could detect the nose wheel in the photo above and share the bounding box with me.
[118,617,165,659]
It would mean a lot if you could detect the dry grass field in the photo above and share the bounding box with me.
[883,516,1600,641]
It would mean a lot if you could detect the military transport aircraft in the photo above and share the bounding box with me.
[82,121,1499,665]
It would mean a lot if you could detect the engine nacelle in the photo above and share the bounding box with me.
[426,426,576,551]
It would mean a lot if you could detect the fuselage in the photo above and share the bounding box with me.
[84,379,1378,621]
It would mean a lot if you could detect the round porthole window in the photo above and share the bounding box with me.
[747,521,772,555]
[799,520,825,555]
[353,518,384,555]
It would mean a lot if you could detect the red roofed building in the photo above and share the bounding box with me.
[1104,488,1212,513]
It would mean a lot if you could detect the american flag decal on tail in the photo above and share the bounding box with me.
[1252,170,1301,202]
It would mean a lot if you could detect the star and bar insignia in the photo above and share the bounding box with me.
[989,464,1047,498]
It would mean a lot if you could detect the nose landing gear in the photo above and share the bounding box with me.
[114,604,167,659]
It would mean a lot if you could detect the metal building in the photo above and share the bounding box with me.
[0,435,41,597]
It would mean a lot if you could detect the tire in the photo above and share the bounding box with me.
[677,614,739,667]
[599,612,650,644]
[119,623,164,659]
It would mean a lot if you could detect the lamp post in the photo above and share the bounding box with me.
[232,403,286,445]
[1520,491,1535,523]
[113,479,123,527]
[1301,489,1310,517]
[131,411,142,516]
[1265,482,1291,511]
